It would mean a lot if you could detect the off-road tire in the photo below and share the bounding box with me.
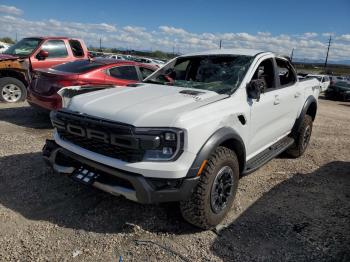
[180,146,239,229]
[286,115,313,158]
[0,77,27,103]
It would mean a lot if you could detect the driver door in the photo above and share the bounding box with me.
[247,58,287,158]
[30,39,72,69]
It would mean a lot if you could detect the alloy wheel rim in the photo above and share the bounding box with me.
[302,126,311,149]
[2,84,22,102]
[210,166,234,214]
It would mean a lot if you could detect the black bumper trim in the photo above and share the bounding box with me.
[43,140,199,204]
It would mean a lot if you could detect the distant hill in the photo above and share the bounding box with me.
[293,58,350,66]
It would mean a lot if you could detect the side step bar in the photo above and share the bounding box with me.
[243,136,294,175]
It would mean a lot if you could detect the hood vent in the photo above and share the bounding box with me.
[179,90,205,96]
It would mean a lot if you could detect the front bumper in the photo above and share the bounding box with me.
[43,140,199,204]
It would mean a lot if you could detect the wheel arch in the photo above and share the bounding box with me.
[292,95,317,135]
[0,69,29,87]
[186,127,246,177]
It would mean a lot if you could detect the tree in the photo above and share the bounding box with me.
[0,37,15,44]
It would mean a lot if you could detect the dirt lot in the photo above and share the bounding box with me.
[0,98,349,261]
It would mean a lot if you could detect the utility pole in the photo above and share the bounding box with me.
[290,48,294,62]
[99,38,102,52]
[15,32,18,43]
[324,35,332,69]
[219,40,222,49]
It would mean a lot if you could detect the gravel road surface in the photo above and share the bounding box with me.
[0,98,349,261]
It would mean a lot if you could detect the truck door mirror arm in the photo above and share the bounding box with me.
[247,79,266,102]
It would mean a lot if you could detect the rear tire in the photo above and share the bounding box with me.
[180,146,239,229]
[0,77,27,103]
[286,115,313,158]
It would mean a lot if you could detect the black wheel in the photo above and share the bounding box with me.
[0,77,27,103]
[180,146,239,229]
[286,115,313,158]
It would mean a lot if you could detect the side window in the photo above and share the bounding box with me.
[276,58,296,87]
[41,40,68,58]
[252,59,275,90]
[109,66,139,80]
[139,67,155,80]
[174,60,190,80]
[69,40,84,57]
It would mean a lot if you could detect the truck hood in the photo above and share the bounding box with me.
[68,84,229,127]
[0,54,19,61]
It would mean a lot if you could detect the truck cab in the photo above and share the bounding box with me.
[0,36,88,102]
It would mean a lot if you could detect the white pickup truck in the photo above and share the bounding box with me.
[43,49,320,229]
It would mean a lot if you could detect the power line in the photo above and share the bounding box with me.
[324,35,332,69]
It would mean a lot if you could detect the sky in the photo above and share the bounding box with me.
[0,0,350,62]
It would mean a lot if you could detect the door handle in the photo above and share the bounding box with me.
[294,92,301,98]
[273,95,280,105]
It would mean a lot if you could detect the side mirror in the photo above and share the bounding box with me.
[36,50,49,60]
[247,79,266,101]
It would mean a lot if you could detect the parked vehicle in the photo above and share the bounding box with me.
[27,59,157,111]
[0,41,10,53]
[0,37,88,103]
[325,81,350,101]
[108,54,127,60]
[43,49,320,229]
[306,74,330,92]
[130,56,165,67]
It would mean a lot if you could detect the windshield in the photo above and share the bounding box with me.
[4,38,42,57]
[337,81,350,88]
[144,55,254,94]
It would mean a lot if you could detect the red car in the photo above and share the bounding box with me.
[27,59,157,111]
[0,36,89,103]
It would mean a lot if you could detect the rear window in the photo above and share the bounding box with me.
[53,60,103,73]
[69,40,84,57]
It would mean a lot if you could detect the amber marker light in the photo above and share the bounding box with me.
[196,160,208,176]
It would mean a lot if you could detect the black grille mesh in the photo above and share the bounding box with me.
[55,111,144,163]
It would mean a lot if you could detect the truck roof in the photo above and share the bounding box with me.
[24,36,81,40]
[181,49,271,57]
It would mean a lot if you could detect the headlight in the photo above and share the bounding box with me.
[135,128,184,161]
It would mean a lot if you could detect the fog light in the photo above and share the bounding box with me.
[162,147,173,155]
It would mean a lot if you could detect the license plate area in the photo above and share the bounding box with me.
[71,166,100,185]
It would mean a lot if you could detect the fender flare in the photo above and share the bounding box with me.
[186,127,246,177]
[292,95,317,134]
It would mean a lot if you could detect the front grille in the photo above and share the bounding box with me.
[54,110,144,163]
[58,130,144,162]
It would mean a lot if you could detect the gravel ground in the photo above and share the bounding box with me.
[0,98,349,261]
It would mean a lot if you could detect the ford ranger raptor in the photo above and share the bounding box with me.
[43,49,319,229]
